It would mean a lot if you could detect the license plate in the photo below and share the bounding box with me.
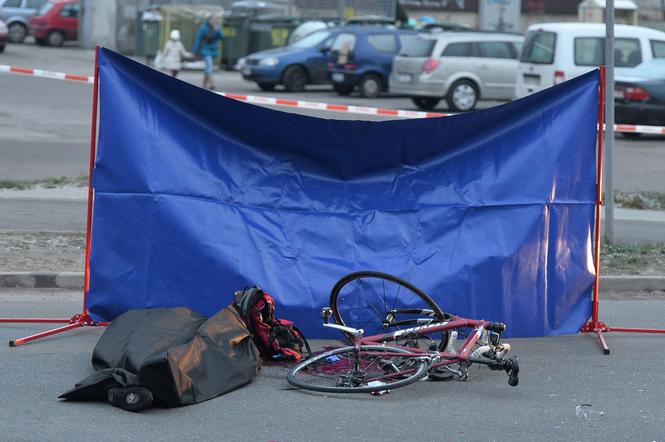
[242,66,252,76]
[332,73,344,83]
[397,73,412,82]
[614,88,624,99]
[523,74,540,86]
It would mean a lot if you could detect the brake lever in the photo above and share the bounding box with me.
[321,307,332,324]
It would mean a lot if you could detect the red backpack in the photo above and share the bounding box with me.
[233,287,311,361]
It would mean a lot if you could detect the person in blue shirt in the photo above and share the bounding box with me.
[193,14,224,90]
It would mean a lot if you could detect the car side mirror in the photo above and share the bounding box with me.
[320,47,330,53]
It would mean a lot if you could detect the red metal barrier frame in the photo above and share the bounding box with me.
[0,46,108,347]
[3,60,663,349]
[581,65,665,354]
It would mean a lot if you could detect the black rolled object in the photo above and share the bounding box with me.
[60,305,261,408]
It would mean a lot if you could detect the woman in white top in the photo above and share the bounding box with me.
[162,29,192,77]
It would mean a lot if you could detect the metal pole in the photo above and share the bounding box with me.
[592,66,606,327]
[604,0,615,243]
[83,45,101,313]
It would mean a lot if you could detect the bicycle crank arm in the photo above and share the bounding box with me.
[435,365,468,381]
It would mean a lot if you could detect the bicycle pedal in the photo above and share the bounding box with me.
[367,381,390,395]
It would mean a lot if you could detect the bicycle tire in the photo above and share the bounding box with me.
[330,271,451,351]
[287,345,429,393]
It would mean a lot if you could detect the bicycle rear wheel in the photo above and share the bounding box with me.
[287,345,429,393]
[330,271,451,350]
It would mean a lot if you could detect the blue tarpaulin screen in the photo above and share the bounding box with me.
[88,48,599,337]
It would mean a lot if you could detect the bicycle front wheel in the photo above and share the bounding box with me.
[287,345,429,393]
[330,271,450,350]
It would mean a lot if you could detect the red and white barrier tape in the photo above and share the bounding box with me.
[216,92,446,119]
[2,63,664,134]
[0,64,94,83]
[0,63,444,119]
[615,124,665,135]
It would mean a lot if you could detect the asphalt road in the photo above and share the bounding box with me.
[1,288,665,441]
[2,43,665,441]
[0,198,86,231]
[0,43,663,189]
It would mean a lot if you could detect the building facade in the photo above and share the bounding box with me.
[400,0,665,32]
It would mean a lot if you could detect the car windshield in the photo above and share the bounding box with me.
[521,30,556,64]
[399,37,436,57]
[36,2,54,15]
[291,30,331,48]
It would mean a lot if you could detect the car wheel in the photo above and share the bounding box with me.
[47,31,65,47]
[623,132,642,140]
[446,80,478,112]
[411,96,440,111]
[333,84,354,95]
[0,45,4,53]
[359,73,382,98]
[257,82,276,92]
[8,23,27,43]
[282,65,307,92]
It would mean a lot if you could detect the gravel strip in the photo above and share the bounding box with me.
[0,231,85,272]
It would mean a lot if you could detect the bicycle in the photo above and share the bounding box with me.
[287,271,520,393]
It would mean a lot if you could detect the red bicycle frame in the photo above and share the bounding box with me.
[340,316,509,371]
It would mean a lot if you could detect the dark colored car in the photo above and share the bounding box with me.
[328,27,418,97]
[0,18,7,51]
[28,0,78,47]
[242,28,343,92]
[615,58,665,138]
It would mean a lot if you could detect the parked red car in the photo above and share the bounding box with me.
[29,0,78,47]
[0,18,8,52]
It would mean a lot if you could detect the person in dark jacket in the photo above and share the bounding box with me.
[193,14,224,90]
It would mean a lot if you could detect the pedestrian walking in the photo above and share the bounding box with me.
[193,15,224,90]
[161,29,192,78]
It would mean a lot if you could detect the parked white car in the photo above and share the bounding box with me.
[515,22,665,98]
[390,32,524,111]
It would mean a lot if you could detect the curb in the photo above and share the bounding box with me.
[0,272,83,289]
[599,275,665,292]
[2,272,665,292]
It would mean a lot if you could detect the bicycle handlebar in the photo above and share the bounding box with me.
[486,322,506,333]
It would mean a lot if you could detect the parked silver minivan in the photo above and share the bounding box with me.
[390,32,523,111]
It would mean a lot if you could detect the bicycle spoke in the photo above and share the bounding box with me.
[288,344,430,393]
[357,285,385,322]
[390,280,402,312]
[331,271,449,351]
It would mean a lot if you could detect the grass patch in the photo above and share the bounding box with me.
[601,243,665,275]
[0,180,32,190]
[615,191,665,210]
[0,176,87,190]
